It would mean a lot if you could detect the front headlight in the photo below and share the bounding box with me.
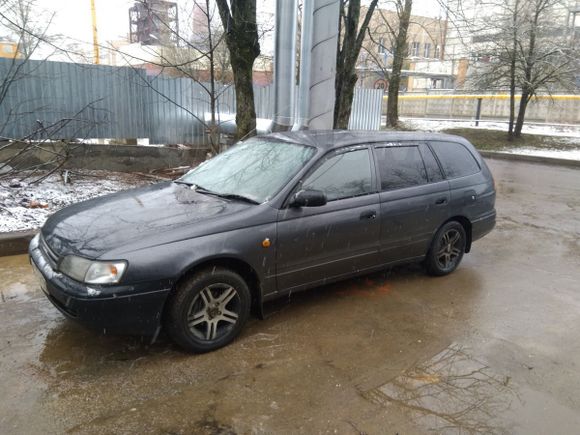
[59,256,127,284]
[85,261,127,284]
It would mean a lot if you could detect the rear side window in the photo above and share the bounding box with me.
[419,144,444,182]
[302,148,373,201]
[431,141,480,178]
[375,146,428,191]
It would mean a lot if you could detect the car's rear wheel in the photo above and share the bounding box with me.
[165,267,251,353]
[425,221,467,276]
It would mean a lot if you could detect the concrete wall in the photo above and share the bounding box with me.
[389,95,580,124]
[0,143,207,173]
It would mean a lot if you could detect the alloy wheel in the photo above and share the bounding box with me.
[186,283,241,341]
[435,229,463,270]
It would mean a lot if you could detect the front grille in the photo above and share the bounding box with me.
[39,235,60,270]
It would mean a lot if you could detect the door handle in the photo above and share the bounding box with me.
[435,197,448,205]
[360,210,377,220]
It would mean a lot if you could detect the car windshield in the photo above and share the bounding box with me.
[178,139,316,203]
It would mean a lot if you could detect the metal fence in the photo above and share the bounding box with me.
[348,88,383,130]
[0,58,383,145]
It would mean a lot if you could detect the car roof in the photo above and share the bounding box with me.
[262,130,470,150]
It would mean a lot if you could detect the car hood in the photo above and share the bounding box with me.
[42,182,255,258]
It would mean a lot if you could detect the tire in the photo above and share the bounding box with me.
[165,267,251,353]
[425,221,467,276]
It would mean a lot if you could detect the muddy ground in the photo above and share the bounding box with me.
[1,159,579,434]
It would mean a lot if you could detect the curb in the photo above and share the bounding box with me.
[479,150,580,168]
[0,152,578,258]
[0,229,38,257]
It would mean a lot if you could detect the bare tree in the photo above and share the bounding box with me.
[364,1,457,129]
[382,0,413,128]
[215,0,260,139]
[451,0,578,139]
[334,0,379,129]
[0,0,53,124]
[152,0,233,153]
[0,0,102,182]
[511,0,577,137]
[360,1,450,127]
[105,0,243,153]
[201,0,221,150]
[0,102,103,183]
[0,0,51,57]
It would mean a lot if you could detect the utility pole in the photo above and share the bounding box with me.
[90,0,100,64]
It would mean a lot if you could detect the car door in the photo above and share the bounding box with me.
[373,143,450,264]
[276,146,381,292]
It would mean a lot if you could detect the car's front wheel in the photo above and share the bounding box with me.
[165,267,251,353]
[425,221,467,276]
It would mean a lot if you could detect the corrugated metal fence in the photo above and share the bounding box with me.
[348,88,383,130]
[0,58,382,145]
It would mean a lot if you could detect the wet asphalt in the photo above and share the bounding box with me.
[1,159,579,435]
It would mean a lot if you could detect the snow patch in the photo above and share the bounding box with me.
[401,117,580,161]
[497,148,580,161]
[401,118,580,139]
[0,171,152,233]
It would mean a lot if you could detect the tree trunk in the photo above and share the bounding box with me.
[215,0,260,140]
[335,72,358,129]
[333,0,378,129]
[514,2,541,139]
[386,0,412,128]
[386,70,401,128]
[231,57,257,139]
[507,0,519,141]
[507,68,516,141]
[205,0,220,153]
[514,91,530,137]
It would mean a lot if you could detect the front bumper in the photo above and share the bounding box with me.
[29,235,172,336]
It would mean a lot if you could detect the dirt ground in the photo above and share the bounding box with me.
[1,159,580,434]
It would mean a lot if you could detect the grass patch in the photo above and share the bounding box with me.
[441,128,579,151]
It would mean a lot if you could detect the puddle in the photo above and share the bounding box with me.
[0,254,40,303]
[38,321,176,379]
[363,343,516,433]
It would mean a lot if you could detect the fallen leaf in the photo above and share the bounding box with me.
[27,200,49,209]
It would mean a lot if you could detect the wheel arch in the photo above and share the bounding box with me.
[445,215,473,253]
[166,256,263,318]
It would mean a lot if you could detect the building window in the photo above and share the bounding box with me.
[423,43,431,58]
[409,41,420,57]
[434,44,441,59]
[378,37,386,54]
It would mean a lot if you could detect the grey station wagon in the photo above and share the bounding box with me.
[29,131,496,352]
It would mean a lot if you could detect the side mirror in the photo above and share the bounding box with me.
[290,189,327,208]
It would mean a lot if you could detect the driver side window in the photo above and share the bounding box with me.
[302,148,373,201]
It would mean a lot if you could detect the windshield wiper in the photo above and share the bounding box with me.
[193,184,218,194]
[215,193,260,204]
[193,185,259,204]
[173,180,193,186]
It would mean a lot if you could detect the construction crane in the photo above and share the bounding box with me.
[90,0,100,64]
